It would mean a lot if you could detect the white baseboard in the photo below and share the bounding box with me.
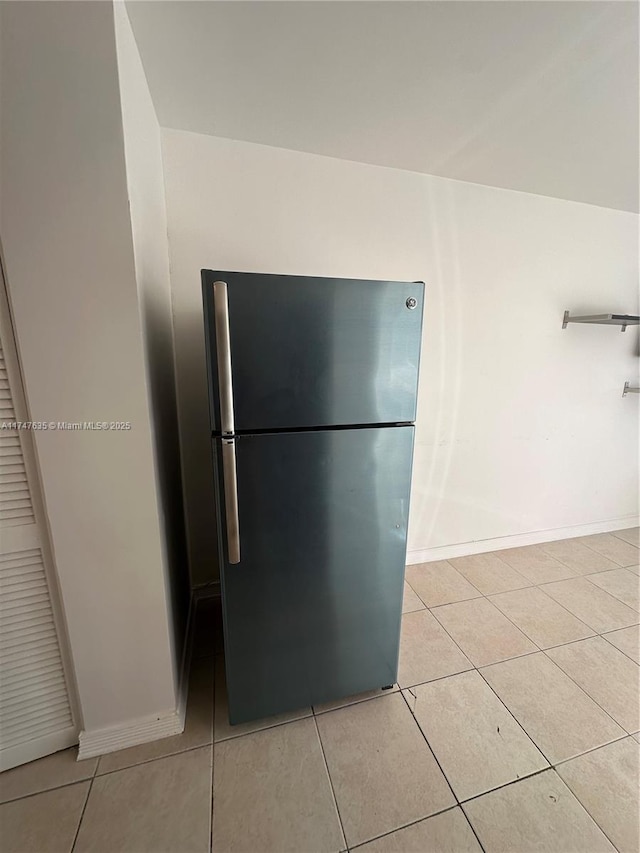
[78,595,198,761]
[78,708,184,760]
[406,515,639,565]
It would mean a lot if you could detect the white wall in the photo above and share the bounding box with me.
[0,1,179,738]
[113,3,189,678]
[161,129,639,584]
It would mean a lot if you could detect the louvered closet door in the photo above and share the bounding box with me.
[0,268,78,771]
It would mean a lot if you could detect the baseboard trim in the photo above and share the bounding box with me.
[78,708,184,760]
[77,597,197,762]
[406,515,639,565]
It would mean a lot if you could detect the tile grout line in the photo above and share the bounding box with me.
[450,551,534,595]
[0,739,219,808]
[313,698,382,718]
[400,665,474,692]
[584,564,640,576]
[462,764,550,805]
[461,807,488,853]
[2,659,219,805]
[538,540,623,574]
[458,569,634,657]
[92,742,215,782]
[429,596,540,669]
[486,545,579,586]
[402,609,637,696]
[532,584,639,636]
[403,570,638,793]
[546,767,626,853]
[424,572,572,662]
[610,529,640,547]
[575,533,639,567]
[213,709,312,744]
[398,688,460,806]
[469,665,555,767]
[541,629,638,656]
[457,765,557,807]
[0,773,96,807]
[4,538,638,827]
[474,563,637,642]
[459,750,625,809]
[580,572,640,614]
[412,596,478,663]
[70,775,93,853]
[451,590,545,657]
[551,731,634,770]
[486,586,598,644]
[480,633,634,743]
[410,552,637,651]
[94,538,638,852]
[457,742,635,852]
[347,804,484,852]
[4,575,635,808]
[311,714,349,852]
[537,646,637,737]
[600,631,640,666]
[410,556,486,604]
[411,640,636,773]
[475,641,632,741]
[399,689,492,853]
[475,657,638,772]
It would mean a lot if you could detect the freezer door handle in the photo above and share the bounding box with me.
[213,280,235,436]
[221,438,241,564]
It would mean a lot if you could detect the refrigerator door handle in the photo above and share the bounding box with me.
[213,280,235,436]
[221,438,241,564]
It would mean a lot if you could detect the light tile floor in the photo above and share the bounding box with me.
[1,530,639,853]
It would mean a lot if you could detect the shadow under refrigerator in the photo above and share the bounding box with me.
[202,271,424,724]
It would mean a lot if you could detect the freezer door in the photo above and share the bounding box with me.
[214,426,414,724]
[202,271,424,431]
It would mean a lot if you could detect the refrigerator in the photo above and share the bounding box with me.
[202,271,424,724]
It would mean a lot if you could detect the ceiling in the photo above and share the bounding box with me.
[126,1,639,212]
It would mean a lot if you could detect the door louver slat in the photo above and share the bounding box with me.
[2,671,62,701]
[0,601,52,625]
[0,616,56,642]
[1,706,73,742]
[2,646,60,674]
[1,696,72,729]
[1,682,69,713]
[0,551,43,570]
[0,305,75,771]
[1,714,74,749]
[0,614,54,640]
[0,588,50,610]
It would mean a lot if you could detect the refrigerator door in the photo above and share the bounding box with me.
[214,425,415,724]
[202,271,424,432]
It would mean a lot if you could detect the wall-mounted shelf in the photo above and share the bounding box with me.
[562,311,640,332]
[623,382,640,397]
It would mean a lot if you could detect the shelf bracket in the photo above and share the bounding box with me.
[562,311,640,332]
[622,382,640,397]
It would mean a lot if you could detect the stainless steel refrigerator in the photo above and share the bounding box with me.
[202,271,424,724]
